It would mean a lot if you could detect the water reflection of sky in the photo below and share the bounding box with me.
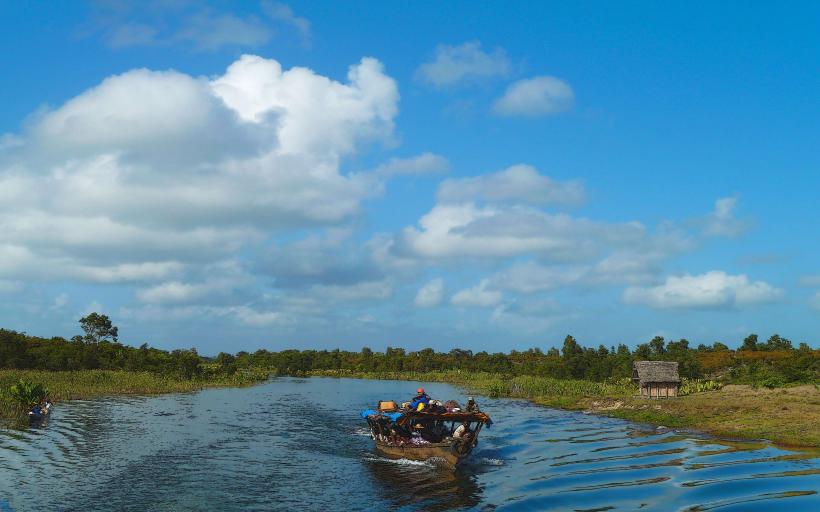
[0,377,818,511]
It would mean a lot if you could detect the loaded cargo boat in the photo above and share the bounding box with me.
[361,398,492,467]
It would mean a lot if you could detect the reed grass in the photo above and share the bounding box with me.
[309,369,635,406]
[0,369,269,422]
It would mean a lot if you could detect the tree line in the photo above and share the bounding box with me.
[0,314,202,379]
[231,333,818,387]
[1,314,818,386]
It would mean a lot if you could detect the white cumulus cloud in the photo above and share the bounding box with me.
[395,203,645,261]
[493,76,574,116]
[623,271,783,309]
[0,55,399,285]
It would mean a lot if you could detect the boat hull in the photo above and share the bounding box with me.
[373,440,473,467]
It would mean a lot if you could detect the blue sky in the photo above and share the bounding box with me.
[1,1,818,354]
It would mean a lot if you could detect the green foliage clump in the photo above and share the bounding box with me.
[678,378,723,396]
[8,379,47,408]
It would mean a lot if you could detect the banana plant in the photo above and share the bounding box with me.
[8,379,48,409]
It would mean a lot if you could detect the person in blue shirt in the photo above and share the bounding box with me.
[408,387,430,410]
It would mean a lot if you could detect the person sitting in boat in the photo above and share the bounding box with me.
[466,397,480,412]
[408,387,430,410]
[453,421,473,440]
[29,404,43,418]
[43,398,53,415]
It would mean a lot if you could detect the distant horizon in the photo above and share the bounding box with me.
[1,1,819,354]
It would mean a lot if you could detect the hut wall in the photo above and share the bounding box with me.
[640,382,679,398]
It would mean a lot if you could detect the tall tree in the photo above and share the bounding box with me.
[740,333,759,351]
[79,313,119,344]
[649,336,666,357]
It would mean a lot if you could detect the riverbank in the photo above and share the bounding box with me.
[310,369,820,448]
[0,369,269,422]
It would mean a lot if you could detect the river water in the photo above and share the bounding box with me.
[0,377,818,511]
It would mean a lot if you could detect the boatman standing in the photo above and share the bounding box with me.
[408,387,430,410]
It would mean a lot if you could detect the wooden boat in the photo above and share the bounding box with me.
[364,410,492,467]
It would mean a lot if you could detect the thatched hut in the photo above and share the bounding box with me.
[632,361,680,398]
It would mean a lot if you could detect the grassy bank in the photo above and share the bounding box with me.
[310,369,820,448]
[0,368,269,422]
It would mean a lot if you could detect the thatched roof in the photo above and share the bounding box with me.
[632,361,680,384]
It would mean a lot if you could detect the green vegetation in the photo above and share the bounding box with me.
[0,368,267,423]
[311,369,634,407]
[678,378,723,396]
[238,334,818,388]
[8,379,47,409]
[0,313,270,423]
[1,313,818,444]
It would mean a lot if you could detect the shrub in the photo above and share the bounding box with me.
[678,378,723,396]
[760,375,785,389]
[8,379,47,408]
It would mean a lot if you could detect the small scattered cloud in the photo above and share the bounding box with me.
[107,22,159,48]
[230,305,287,327]
[81,300,106,316]
[174,11,272,51]
[137,280,227,305]
[438,164,584,206]
[261,1,311,47]
[702,196,747,237]
[623,271,783,310]
[374,153,449,177]
[52,293,69,309]
[415,41,511,88]
[85,1,310,51]
[451,279,502,307]
[414,278,444,308]
[309,280,393,302]
[493,76,574,117]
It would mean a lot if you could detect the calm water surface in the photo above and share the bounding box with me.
[1,377,818,511]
